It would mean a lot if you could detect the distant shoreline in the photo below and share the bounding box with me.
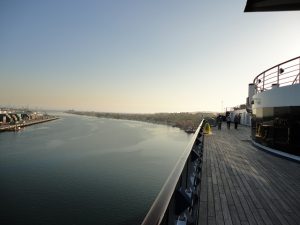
[65,110,216,133]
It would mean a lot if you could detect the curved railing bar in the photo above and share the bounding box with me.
[264,70,278,78]
[262,74,299,86]
[264,76,277,82]
[280,74,299,81]
[141,119,205,225]
[253,56,300,92]
[282,68,300,75]
[284,63,299,70]
[253,56,300,83]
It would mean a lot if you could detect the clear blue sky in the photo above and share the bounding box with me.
[1,0,300,113]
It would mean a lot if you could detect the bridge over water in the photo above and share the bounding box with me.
[142,122,300,225]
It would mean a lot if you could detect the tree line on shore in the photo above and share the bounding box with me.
[66,110,216,133]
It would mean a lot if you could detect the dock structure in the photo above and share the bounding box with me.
[0,117,59,132]
[198,124,300,225]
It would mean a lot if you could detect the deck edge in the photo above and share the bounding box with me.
[251,140,300,163]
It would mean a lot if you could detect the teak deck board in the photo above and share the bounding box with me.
[198,124,300,225]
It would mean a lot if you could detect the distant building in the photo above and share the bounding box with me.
[225,105,251,126]
[0,113,13,124]
[0,114,6,124]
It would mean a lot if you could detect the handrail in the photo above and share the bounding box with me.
[141,119,205,225]
[253,56,300,93]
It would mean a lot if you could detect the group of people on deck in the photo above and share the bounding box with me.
[216,114,240,130]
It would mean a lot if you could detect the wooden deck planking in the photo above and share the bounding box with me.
[198,124,300,225]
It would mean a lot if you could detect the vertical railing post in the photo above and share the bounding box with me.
[277,65,280,85]
[167,195,175,224]
[185,159,189,189]
[181,162,187,189]
[262,73,265,91]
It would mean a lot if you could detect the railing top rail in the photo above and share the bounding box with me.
[141,119,205,225]
[253,56,300,83]
[253,56,300,93]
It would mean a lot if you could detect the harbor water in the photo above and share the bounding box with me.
[0,113,192,225]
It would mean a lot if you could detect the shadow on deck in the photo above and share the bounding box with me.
[199,123,300,225]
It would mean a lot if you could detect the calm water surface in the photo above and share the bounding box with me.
[0,113,192,225]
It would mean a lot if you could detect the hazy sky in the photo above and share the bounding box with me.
[1,1,300,113]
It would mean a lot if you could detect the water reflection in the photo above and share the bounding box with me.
[0,113,192,225]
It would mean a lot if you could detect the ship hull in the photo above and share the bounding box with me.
[251,84,300,156]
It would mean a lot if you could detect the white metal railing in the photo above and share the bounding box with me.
[253,56,300,93]
[141,120,206,225]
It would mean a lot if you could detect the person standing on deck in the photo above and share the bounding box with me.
[234,114,239,129]
[217,114,222,130]
[226,115,231,129]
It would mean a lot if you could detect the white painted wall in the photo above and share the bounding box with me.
[253,84,300,108]
[230,109,251,126]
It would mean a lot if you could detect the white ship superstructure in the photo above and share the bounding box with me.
[248,56,300,157]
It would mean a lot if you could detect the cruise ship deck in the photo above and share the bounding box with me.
[198,124,300,225]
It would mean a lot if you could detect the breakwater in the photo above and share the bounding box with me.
[0,117,59,132]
